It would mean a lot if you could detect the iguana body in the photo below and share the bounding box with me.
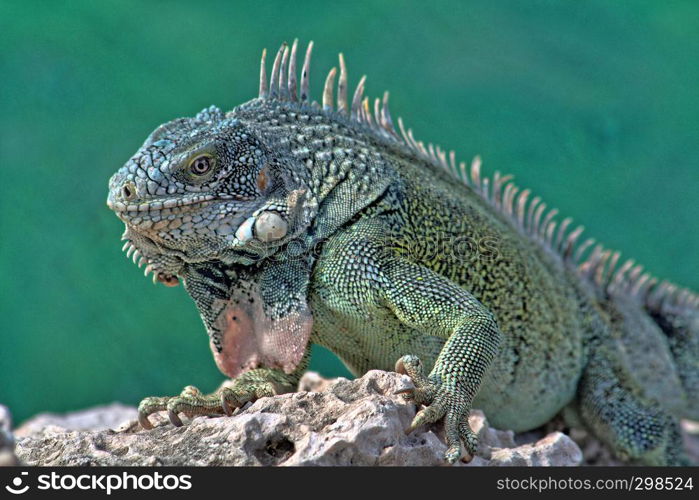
[107,41,699,465]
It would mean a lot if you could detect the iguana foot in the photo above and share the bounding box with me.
[137,373,290,430]
[219,383,272,416]
[395,355,478,464]
[138,385,226,430]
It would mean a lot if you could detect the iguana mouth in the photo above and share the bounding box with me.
[107,192,256,214]
[107,194,217,214]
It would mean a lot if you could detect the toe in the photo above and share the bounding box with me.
[444,444,462,464]
[180,385,202,397]
[220,390,236,416]
[394,355,440,406]
[137,396,170,430]
[407,402,446,433]
[395,355,428,386]
[458,420,478,457]
[393,386,416,402]
[165,399,187,426]
[220,387,246,416]
[138,412,154,430]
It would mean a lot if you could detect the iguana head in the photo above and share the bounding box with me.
[107,103,317,285]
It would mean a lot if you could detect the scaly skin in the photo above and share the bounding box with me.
[107,41,698,465]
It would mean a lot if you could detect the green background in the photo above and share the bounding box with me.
[1,1,697,424]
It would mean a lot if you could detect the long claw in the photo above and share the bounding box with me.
[405,410,428,435]
[138,413,154,430]
[168,409,183,427]
[221,395,233,417]
[394,358,408,374]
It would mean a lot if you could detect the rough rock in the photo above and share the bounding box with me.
[681,420,699,465]
[13,371,584,466]
[14,402,137,437]
[0,405,18,466]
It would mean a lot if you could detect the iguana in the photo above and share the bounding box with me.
[107,40,699,465]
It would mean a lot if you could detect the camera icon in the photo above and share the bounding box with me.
[5,471,29,495]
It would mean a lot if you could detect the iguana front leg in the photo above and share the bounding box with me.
[138,356,308,429]
[380,259,502,463]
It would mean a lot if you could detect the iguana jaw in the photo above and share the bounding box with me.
[106,194,218,214]
[114,193,297,284]
[109,192,257,249]
[120,228,186,286]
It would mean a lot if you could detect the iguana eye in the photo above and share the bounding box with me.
[189,155,214,176]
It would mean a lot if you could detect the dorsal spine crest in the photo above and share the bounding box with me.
[254,40,698,316]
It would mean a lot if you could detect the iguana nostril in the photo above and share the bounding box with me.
[122,182,137,201]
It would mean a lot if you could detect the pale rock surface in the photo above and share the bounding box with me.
[10,371,586,466]
[0,405,18,466]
